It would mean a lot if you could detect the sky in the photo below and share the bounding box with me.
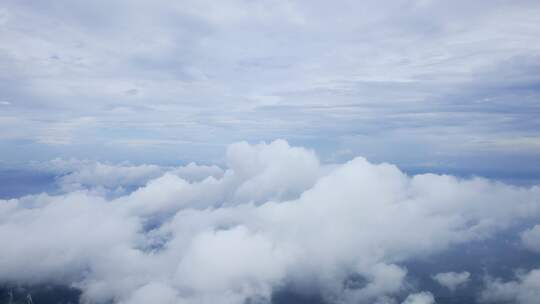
[1,0,540,176]
[1,1,540,304]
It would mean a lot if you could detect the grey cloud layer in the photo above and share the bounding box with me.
[1,0,540,168]
[1,140,540,303]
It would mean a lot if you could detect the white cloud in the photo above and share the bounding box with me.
[118,282,178,304]
[57,162,164,191]
[174,226,290,301]
[401,292,435,304]
[432,271,470,291]
[34,158,223,194]
[169,162,224,182]
[343,263,408,303]
[1,140,540,303]
[481,269,540,304]
[520,225,540,253]
[225,139,320,203]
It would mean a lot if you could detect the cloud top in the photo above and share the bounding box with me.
[1,140,540,303]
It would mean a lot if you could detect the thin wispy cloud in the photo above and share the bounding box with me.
[0,0,539,172]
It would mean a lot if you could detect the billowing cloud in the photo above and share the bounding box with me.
[1,140,540,303]
[521,225,540,253]
[481,269,540,304]
[432,271,470,291]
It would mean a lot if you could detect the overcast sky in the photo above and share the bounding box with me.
[2,3,540,303]
[1,0,540,175]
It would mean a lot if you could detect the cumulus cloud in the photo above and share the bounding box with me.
[432,271,470,291]
[481,269,540,304]
[401,292,435,304]
[1,140,540,303]
[520,225,540,252]
[33,158,223,194]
